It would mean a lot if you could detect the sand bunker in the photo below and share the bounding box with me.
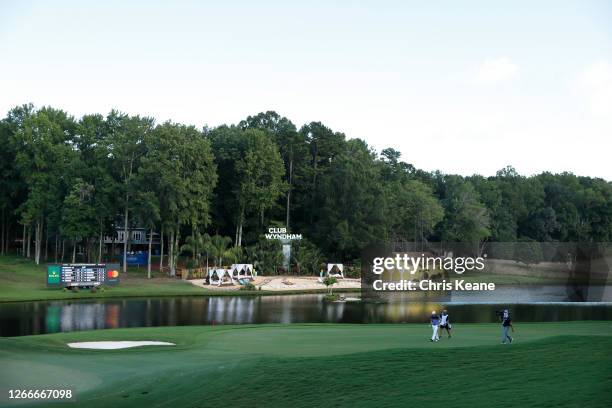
[67,341,175,350]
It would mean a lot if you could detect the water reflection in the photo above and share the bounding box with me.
[1,294,611,337]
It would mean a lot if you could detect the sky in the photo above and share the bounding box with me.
[1,0,611,180]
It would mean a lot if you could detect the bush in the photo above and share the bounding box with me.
[514,239,543,265]
[291,239,322,275]
[239,282,256,291]
[243,240,284,275]
[344,264,361,278]
[322,276,338,294]
[323,293,341,302]
[486,243,515,260]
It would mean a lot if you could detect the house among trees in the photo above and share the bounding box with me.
[104,227,161,256]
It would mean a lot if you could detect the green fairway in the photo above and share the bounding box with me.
[1,322,611,407]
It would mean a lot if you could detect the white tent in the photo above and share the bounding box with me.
[327,263,344,279]
[228,264,254,281]
[208,268,229,286]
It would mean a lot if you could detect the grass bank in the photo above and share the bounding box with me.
[0,255,356,302]
[1,255,607,303]
[0,322,610,407]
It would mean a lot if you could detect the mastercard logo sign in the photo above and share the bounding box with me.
[107,270,119,279]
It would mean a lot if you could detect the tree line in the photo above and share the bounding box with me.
[1,105,611,275]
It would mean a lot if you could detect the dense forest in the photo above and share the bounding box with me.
[0,105,611,275]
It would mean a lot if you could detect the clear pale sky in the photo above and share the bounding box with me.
[1,1,611,179]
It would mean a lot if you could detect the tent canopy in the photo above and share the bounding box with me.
[326,263,344,278]
[229,264,254,280]
[230,264,253,273]
[208,268,227,286]
[327,264,343,273]
[209,268,226,278]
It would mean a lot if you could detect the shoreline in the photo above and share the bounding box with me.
[0,286,362,304]
[2,256,609,304]
[3,281,611,304]
[188,275,362,292]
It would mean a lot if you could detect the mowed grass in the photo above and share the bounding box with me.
[0,255,209,302]
[0,255,346,302]
[1,254,604,302]
[1,322,611,407]
[451,272,571,285]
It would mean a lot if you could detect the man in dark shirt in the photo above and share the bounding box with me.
[440,310,452,338]
[501,309,514,344]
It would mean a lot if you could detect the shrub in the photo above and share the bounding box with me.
[291,239,323,275]
[322,276,338,294]
[344,264,361,278]
[243,240,284,275]
[239,282,256,291]
[185,259,198,270]
[514,239,543,265]
[323,293,341,302]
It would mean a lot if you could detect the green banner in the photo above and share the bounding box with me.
[47,265,61,285]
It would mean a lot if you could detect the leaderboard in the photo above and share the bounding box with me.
[61,264,106,285]
[47,263,120,288]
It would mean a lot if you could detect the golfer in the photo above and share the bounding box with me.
[440,310,452,338]
[430,311,440,342]
[501,309,514,344]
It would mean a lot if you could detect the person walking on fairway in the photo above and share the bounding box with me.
[440,310,452,338]
[500,309,514,344]
[430,311,440,342]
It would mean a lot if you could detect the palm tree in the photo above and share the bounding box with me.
[292,239,322,275]
[180,232,212,278]
[209,234,240,267]
[181,232,210,266]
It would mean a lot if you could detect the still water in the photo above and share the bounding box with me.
[1,294,611,337]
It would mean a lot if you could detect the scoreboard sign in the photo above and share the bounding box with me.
[47,263,120,288]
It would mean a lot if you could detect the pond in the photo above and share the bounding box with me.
[1,293,611,337]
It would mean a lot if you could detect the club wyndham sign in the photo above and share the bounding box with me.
[264,227,302,241]
[265,227,301,270]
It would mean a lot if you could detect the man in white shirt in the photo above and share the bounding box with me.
[430,311,440,342]
[440,310,452,338]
